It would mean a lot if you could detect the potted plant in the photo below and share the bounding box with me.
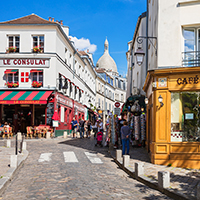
[5,82,19,88]
[32,81,42,88]
[6,46,17,53]
[33,45,42,53]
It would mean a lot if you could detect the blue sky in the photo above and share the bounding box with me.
[0,0,146,76]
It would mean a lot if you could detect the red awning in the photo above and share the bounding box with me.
[30,69,43,73]
[52,110,59,120]
[77,87,80,89]
[4,69,18,74]
[0,90,53,104]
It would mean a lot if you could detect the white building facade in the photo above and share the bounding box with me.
[0,14,96,135]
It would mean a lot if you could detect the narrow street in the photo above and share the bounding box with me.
[1,137,172,200]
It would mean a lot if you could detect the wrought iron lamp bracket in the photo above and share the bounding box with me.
[136,36,157,55]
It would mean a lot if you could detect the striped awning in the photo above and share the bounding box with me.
[4,69,18,74]
[30,69,43,73]
[0,91,53,104]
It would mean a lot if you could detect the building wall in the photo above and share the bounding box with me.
[149,0,200,69]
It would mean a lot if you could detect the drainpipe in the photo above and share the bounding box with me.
[130,49,133,96]
[146,0,149,75]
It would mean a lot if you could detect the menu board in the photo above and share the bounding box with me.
[47,103,54,125]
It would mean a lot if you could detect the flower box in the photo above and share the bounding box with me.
[32,81,42,88]
[6,46,17,53]
[33,45,42,53]
[5,82,19,88]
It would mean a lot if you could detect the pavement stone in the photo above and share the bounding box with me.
[110,144,200,199]
[0,134,171,199]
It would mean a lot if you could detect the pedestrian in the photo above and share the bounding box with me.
[98,119,103,133]
[92,120,98,138]
[87,119,91,138]
[118,115,126,146]
[79,117,85,138]
[120,120,131,155]
[71,117,78,138]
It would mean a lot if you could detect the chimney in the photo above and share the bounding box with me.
[52,18,54,22]
[60,20,63,25]
[77,49,79,52]
[48,17,51,21]
[56,20,59,23]
[87,49,89,53]
[69,38,71,41]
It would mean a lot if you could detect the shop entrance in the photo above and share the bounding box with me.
[17,105,32,133]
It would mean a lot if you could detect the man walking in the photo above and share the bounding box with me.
[79,117,85,138]
[71,117,78,138]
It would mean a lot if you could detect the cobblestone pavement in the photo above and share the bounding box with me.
[111,146,200,198]
[0,136,171,200]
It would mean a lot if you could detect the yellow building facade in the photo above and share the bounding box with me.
[144,67,200,169]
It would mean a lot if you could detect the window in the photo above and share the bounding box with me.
[33,36,44,53]
[121,94,124,102]
[7,71,18,83]
[32,72,43,85]
[111,79,113,86]
[8,36,20,53]
[183,28,200,66]
[171,92,200,142]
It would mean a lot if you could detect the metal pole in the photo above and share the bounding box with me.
[146,0,149,75]
[15,134,18,155]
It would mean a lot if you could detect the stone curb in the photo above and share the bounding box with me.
[0,150,29,197]
[109,151,196,200]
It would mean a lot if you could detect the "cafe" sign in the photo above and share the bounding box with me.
[177,75,199,85]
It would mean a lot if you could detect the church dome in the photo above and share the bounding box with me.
[96,38,118,73]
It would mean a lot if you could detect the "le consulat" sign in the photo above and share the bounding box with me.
[0,58,49,67]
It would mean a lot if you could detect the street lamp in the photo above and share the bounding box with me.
[134,47,145,66]
[145,97,148,105]
[134,36,157,66]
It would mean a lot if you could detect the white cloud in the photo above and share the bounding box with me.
[69,36,97,54]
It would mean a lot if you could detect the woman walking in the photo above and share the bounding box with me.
[120,120,131,155]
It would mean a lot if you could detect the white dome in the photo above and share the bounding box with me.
[96,38,118,73]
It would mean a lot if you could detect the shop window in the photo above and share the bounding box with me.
[171,92,200,142]
[33,35,44,53]
[8,35,20,53]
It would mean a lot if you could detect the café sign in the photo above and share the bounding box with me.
[0,58,49,67]
[177,75,199,85]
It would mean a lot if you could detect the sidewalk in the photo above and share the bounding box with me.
[110,145,200,200]
[0,140,29,196]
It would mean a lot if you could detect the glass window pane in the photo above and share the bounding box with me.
[15,36,19,41]
[171,92,200,142]
[8,74,12,82]
[33,72,37,81]
[184,29,195,40]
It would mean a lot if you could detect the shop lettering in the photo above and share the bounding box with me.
[177,75,199,85]
[2,59,46,65]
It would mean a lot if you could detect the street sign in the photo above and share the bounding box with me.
[115,102,120,107]
[114,107,120,116]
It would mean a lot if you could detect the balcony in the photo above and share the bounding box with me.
[182,51,200,67]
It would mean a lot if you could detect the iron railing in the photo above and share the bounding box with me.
[182,51,200,67]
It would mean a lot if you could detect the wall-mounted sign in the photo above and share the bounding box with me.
[177,75,199,85]
[158,78,167,87]
[115,102,120,107]
[0,59,50,67]
[185,113,194,120]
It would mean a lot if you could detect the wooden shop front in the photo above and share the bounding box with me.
[143,66,200,169]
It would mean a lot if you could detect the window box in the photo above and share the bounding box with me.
[33,45,43,53]
[5,82,19,88]
[32,81,42,88]
[6,46,17,53]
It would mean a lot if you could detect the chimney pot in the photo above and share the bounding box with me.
[48,17,51,21]
[69,38,71,41]
[87,49,89,53]
[60,20,63,25]
[52,18,54,22]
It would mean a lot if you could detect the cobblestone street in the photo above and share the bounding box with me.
[0,137,172,200]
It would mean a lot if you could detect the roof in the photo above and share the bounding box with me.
[78,51,88,56]
[0,14,57,25]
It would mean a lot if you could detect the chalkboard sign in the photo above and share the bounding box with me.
[47,103,54,125]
